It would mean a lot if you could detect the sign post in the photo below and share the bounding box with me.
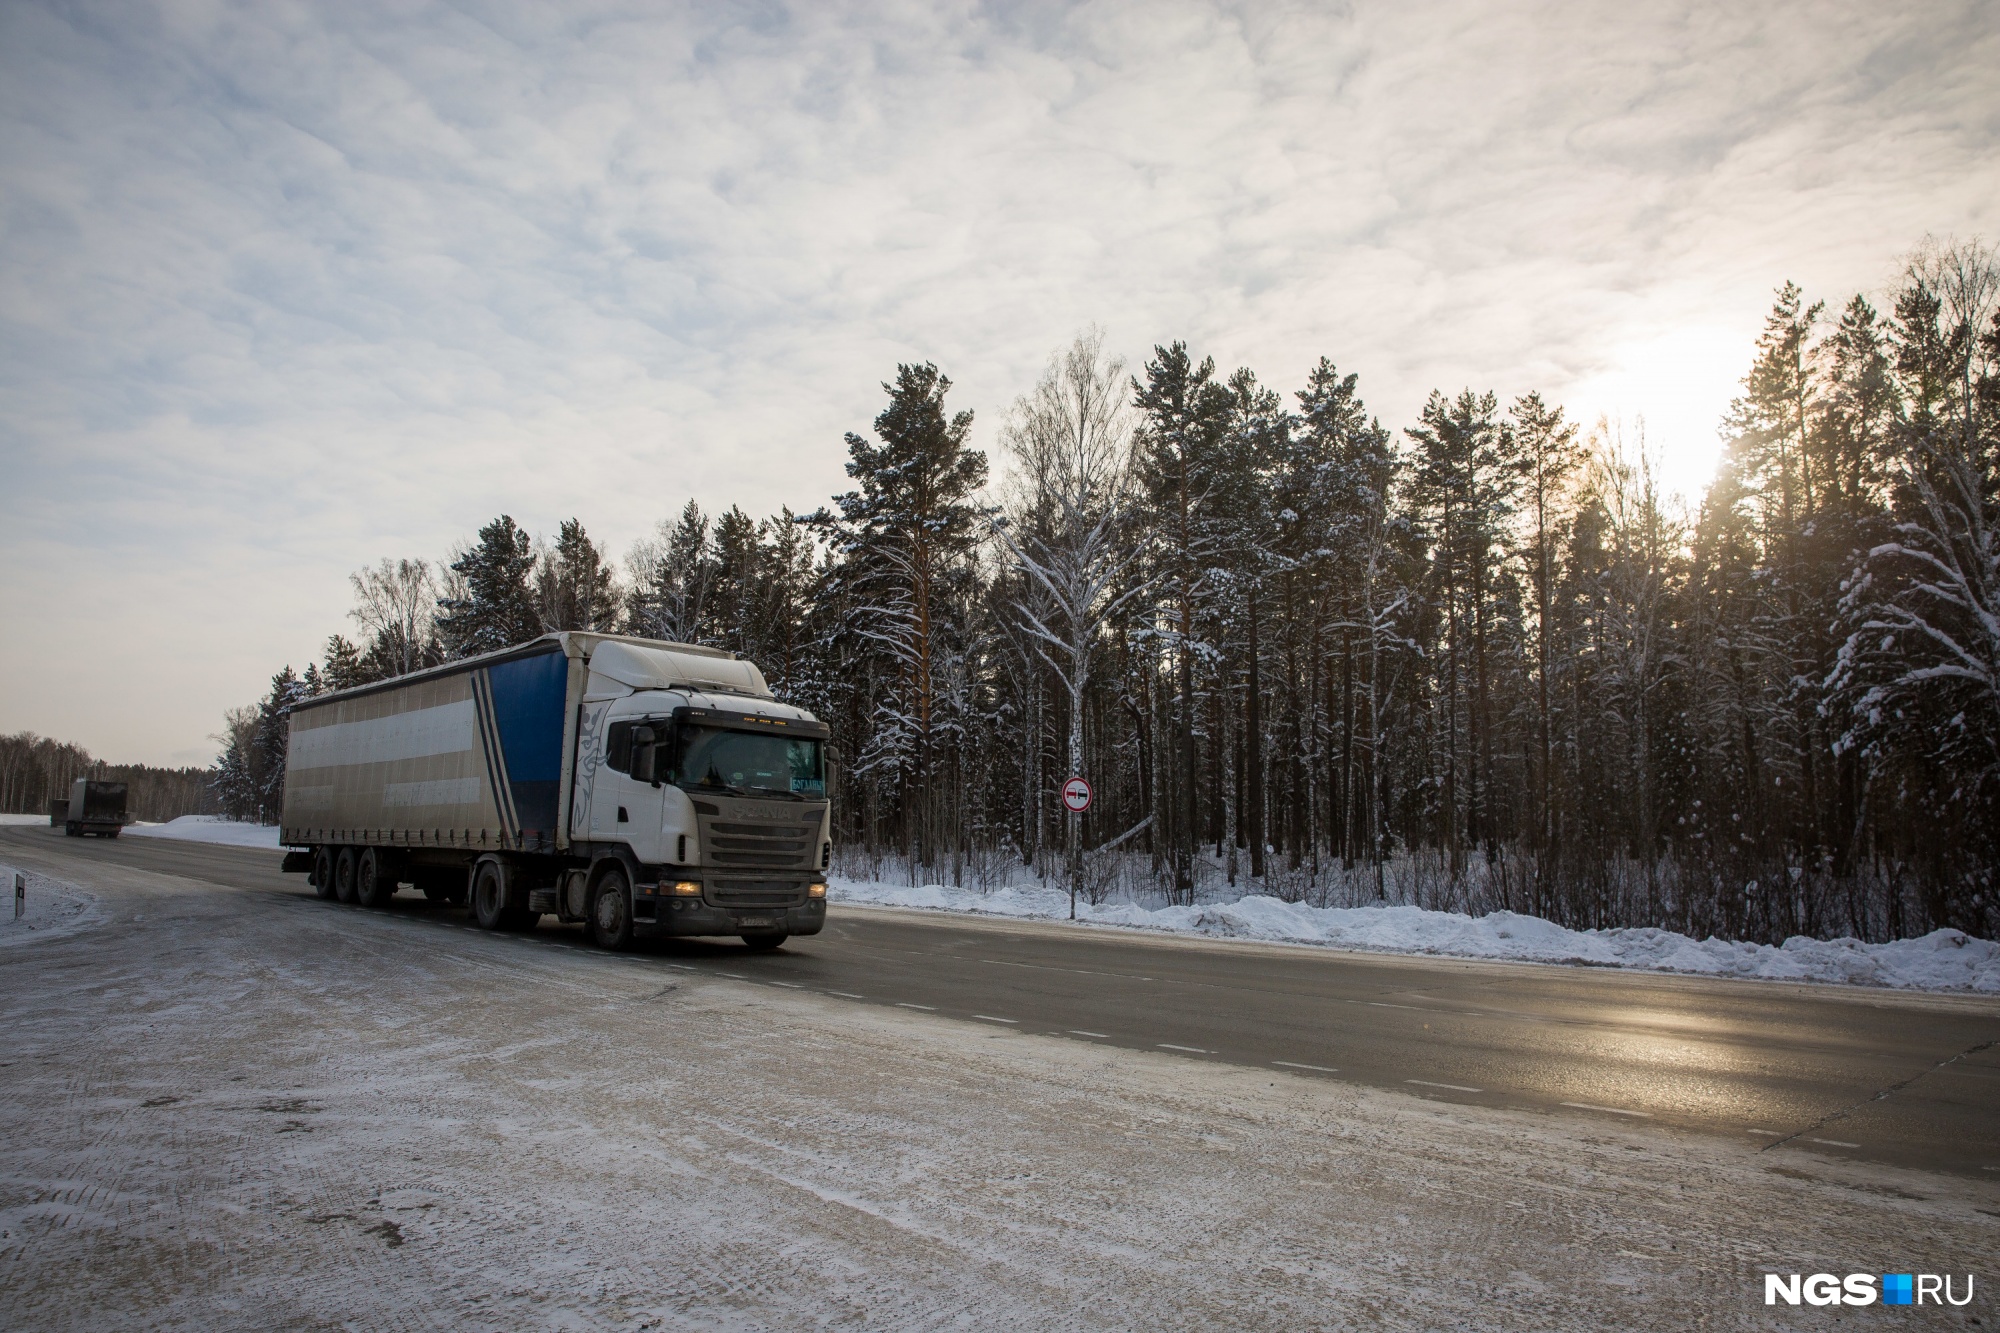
[1060,777,1092,919]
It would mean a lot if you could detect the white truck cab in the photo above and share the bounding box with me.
[570,640,832,943]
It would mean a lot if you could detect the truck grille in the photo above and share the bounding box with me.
[707,877,808,908]
[703,819,818,869]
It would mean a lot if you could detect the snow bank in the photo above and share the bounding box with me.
[0,813,51,826]
[828,876,2000,994]
[126,816,283,849]
[0,863,103,947]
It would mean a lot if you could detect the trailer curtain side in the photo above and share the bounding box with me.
[280,644,571,853]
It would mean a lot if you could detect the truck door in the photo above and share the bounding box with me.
[590,718,667,861]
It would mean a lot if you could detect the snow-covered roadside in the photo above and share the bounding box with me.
[829,875,2000,994]
[0,863,103,947]
[114,817,1997,992]
[0,813,50,826]
[125,816,282,849]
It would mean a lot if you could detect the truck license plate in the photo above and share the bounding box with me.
[737,917,775,928]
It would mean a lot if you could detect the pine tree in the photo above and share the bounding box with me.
[321,635,371,690]
[1406,389,1521,874]
[1215,366,1286,881]
[1290,358,1400,880]
[536,518,618,632]
[1510,392,1584,881]
[1131,343,1232,900]
[809,363,988,872]
[249,667,307,823]
[437,516,540,657]
[626,501,714,643]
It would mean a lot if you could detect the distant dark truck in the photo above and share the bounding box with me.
[60,779,128,837]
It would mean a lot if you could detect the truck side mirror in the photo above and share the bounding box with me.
[631,726,657,784]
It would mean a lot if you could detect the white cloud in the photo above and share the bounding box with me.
[1,0,1995,763]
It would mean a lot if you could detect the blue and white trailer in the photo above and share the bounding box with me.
[278,632,831,950]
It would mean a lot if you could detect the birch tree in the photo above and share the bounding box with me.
[348,558,439,678]
[1832,239,2000,931]
[995,331,1145,913]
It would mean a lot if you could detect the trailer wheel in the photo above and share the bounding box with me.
[333,848,360,905]
[63,821,79,837]
[356,849,397,909]
[740,933,788,951]
[472,859,532,931]
[312,847,337,900]
[589,866,634,952]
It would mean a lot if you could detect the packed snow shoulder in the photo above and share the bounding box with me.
[126,816,282,849]
[0,863,103,948]
[829,877,2000,994]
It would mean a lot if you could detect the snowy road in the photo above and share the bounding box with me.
[1,825,1996,1329]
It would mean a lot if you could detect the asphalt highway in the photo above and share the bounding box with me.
[9,823,1997,1180]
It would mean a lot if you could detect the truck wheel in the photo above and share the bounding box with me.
[356,849,397,909]
[589,867,634,952]
[472,860,532,931]
[312,847,337,900]
[740,933,788,951]
[333,848,359,905]
[64,821,79,837]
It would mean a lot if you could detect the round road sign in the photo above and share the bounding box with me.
[1061,776,1093,814]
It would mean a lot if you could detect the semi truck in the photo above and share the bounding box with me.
[58,779,128,837]
[277,631,831,950]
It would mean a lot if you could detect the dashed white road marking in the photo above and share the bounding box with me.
[1273,1061,1339,1073]
[825,990,865,999]
[1562,1102,1652,1118]
[972,1015,1018,1024]
[896,1002,937,1011]
[1407,1079,1482,1092]
[1808,1137,1860,1148]
[1157,1043,1209,1054]
[1069,1030,1110,1039]
[980,959,1155,982]
[1746,1129,1781,1136]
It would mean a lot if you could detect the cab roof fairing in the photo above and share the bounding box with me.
[595,687,825,728]
[581,639,773,702]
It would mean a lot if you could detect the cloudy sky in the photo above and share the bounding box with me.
[2,0,1995,767]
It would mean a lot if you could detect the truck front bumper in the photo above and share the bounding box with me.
[632,896,825,939]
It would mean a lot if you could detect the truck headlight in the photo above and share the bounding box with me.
[808,882,826,899]
[671,881,702,896]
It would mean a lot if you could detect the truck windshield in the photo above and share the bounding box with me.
[672,725,824,800]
